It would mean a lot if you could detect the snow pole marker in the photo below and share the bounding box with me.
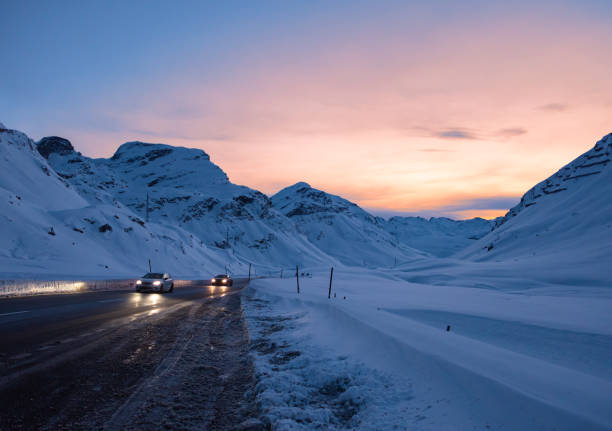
[328,267,334,299]
[296,265,300,294]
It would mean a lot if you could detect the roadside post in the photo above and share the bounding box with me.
[248,263,251,281]
[328,267,334,299]
[296,265,300,294]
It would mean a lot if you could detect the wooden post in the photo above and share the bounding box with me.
[295,265,300,294]
[248,263,251,281]
[328,267,334,299]
[148,258,151,273]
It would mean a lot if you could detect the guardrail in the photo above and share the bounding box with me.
[0,279,224,298]
[0,279,134,297]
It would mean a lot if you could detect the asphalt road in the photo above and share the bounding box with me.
[0,279,262,430]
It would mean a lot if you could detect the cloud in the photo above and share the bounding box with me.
[426,127,527,141]
[538,103,568,112]
[366,195,519,220]
[496,127,527,138]
[440,196,520,211]
[434,129,478,140]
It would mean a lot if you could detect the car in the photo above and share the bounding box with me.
[210,274,233,286]
[136,272,174,293]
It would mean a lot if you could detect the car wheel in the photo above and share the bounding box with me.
[169,283,174,292]
[230,281,233,286]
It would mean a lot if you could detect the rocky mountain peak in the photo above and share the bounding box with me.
[110,141,209,162]
[36,136,75,159]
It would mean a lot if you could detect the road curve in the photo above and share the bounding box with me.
[0,279,262,430]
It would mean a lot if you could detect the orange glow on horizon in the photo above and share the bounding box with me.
[53,9,612,220]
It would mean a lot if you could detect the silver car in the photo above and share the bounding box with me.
[135,272,174,293]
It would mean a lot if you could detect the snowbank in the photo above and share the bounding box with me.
[246,268,612,429]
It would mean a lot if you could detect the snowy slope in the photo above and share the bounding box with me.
[384,216,494,257]
[271,182,426,267]
[459,133,612,277]
[41,139,335,270]
[0,128,232,278]
[247,270,612,430]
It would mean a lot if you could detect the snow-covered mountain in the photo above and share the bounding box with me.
[383,216,494,257]
[271,182,426,266]
[8,120,605,279]
[38,138,334,271]
[459,133,612,279]
[0,128,230,278]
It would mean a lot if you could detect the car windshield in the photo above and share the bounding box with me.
[143,273,164,279]
[214,274,228,278]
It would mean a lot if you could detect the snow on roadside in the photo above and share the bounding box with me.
[245,269,612,430]
[243,285,415,430]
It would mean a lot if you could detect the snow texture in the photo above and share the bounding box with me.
[246,269,612,430]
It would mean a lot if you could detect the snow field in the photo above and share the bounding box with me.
[246,269,612,429]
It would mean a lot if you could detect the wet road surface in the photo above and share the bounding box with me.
[0,279,262,430]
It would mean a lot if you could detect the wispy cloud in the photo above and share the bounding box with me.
[440,196,520,211]
[538,103,568,112]
[367,196,518,220]
[424,127,527,141]
[434,129,478,140]
[496,127,527,138]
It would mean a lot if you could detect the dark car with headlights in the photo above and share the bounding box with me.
[136,273,174,293]
[210,274,233,286]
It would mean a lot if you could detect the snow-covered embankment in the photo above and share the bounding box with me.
[245,269,612,430]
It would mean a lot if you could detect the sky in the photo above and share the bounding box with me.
[1,0,611,219]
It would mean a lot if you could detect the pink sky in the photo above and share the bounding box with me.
[15,3,611,219]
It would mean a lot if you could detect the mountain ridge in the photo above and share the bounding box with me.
[3,121,605,277]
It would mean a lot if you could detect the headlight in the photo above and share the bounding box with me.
[211,278,216,283]
[136,280,142,285]
[153,280,161,286]
[222,279,227,283]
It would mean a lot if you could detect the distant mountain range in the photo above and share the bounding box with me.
[1,121,609,278]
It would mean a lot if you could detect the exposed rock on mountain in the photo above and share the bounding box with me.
[37,136,75,159]
[0,127,231,277]
[40,140,334,269]
[272,182,426,267]
[459,133,612,279]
